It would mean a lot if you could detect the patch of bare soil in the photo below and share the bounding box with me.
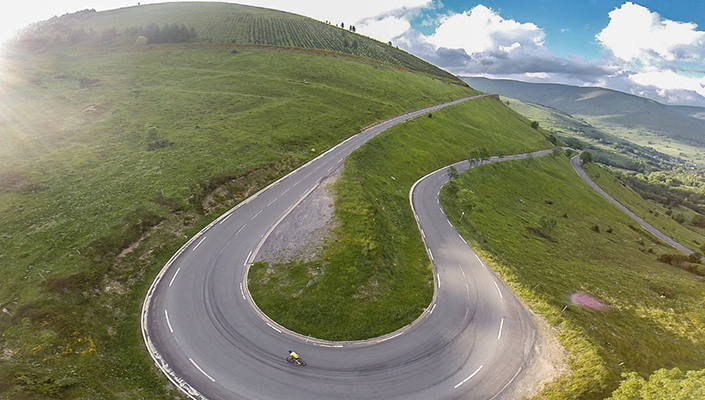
[502,313,570,400]
[255,165,342,264]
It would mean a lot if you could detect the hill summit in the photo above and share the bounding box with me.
[15,2,463,85]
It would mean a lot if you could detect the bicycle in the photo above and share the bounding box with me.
[286,355,307,366]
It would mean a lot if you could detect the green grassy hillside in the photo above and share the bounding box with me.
[0,3,477,397]
[249,96,554,340]
[442,155,705,399]
[464,77,705,159]
[16,2,463,85]
[503,97,677,172]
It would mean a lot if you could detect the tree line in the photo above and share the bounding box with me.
[22,21,197,46]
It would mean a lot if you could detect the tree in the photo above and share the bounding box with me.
[447,166,459,180]
[458,189,475,212]
[445,180,459,197]
[478,147,491,162]
[468,149,480,166]
[692,214,705,228]
[608,368,705,400]
[531,120,539,129]
[580,151,593,165]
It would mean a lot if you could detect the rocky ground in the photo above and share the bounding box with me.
[254,165,341,264]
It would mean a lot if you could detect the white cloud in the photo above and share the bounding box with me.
[356,16,411,44]
[630,69,705,97]
[235,0,432,26]
[592,2,705,106]
[596,2,705,65]
[427,5,544,55]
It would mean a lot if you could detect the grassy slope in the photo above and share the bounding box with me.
[0,21,475,400]
[583,163,705,254]
[20,2,462,85]
[249,96,553,340]
[441,155,705,399]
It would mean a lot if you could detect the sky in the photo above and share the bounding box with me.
[2,0,705,106]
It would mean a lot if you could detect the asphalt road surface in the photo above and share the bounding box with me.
[141,96,544,400]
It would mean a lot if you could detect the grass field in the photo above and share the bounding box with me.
[17,2,462,85]
[583,163,705,254]
[441,155,705,399]
[0,25,476,398]
[249,96,554,340]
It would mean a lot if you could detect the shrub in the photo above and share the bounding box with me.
[692,214,705,228]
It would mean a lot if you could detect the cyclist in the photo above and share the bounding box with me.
[288,350,300,362]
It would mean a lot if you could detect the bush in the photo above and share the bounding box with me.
[147,139,174,151]
[657,253,689,265]
[692,214,705,228]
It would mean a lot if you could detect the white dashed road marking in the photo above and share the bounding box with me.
[165,309,174,333]
[193,236,206,251]
[493,281,503,299]
[454,365,483,389]
[169,268,181,287]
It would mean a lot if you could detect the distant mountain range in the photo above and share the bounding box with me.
[463,77,705,148]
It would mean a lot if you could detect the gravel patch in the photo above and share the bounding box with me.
[255,165,342,264]
[501,313,570,399]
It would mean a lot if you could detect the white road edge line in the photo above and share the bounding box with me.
[240,283,246,300]
[193,237,206,251]
[218,213,232,224]
[169,268,181,287]
[376,331,403,343]
[498,317,505,340]
[474,254,483,265]
[189,358,216,382]
[447,220,452,227]
[428,249,434,261]
[245,251,253,267]
[266,323,282,333]
[454,365,484,389]
[235,224,246,235]
[429,303,437,314]
[421,229,426,239]
[493,281,504,299]
[437,274,441,289]
[165,309,174,333]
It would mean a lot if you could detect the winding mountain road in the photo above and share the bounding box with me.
[141,96,543,400]
[570,155,694,255]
